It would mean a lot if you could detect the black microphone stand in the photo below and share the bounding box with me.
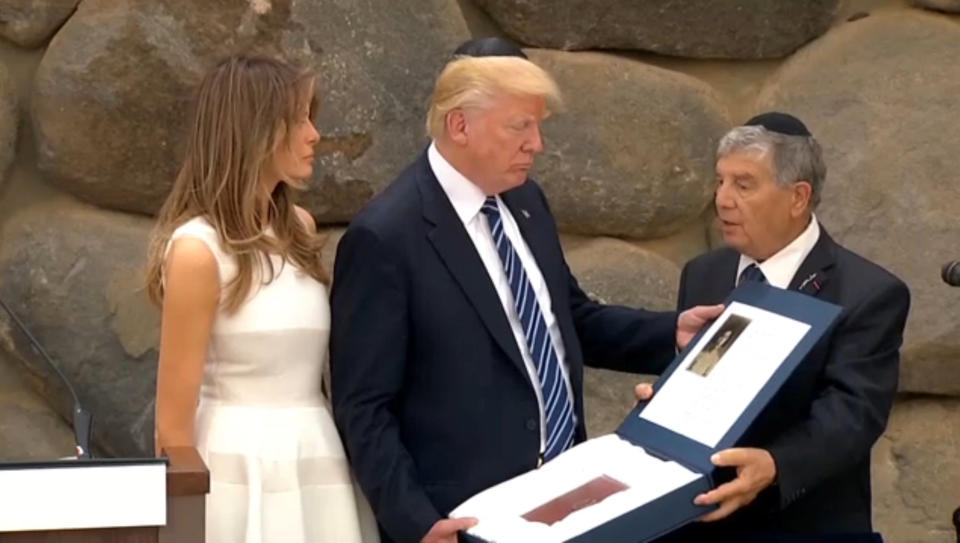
[0,297,92,459]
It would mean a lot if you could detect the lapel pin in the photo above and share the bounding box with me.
[521,209,530,219]
[797,273,820,293]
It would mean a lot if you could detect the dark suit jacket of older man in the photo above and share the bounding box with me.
[660,228,909,539]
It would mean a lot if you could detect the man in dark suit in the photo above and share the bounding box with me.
[665,112,910,539]
[330,53,720,543]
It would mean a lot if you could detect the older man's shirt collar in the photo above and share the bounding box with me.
[737,216,821,289]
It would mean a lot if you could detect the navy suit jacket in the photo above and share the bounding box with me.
[330,150,677,543]
[660,228,909,539]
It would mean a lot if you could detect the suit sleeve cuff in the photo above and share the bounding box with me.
[766,443,808,510]
[384,503,442,543]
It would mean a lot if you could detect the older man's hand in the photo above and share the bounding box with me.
[694,448,777,522]
[677,305,724,350]
[634,382,654,403]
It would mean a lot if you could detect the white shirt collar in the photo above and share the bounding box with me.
[737,215,821,289]
[427,142,489,226]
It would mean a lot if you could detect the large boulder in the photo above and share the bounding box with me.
[0,0,79,48]
[564,237,679,436]
[584,369,651,438]
[529,49,728,240]
[631,212,712,268]
[319,227,345,279]
[0,62,15,179]
[872,397,960,543]
[912,0,960,13]
[755,12,960,396]
[564,237,680,311]
[0,351,76,460]
[472,0,839,59]
[32,0,470,219]
[0,200,159,456]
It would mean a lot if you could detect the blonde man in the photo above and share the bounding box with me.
[330,54,720,543]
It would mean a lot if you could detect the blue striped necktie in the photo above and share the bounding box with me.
[480,196,575,462]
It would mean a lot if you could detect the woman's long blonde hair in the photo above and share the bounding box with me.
[145,55,328,313]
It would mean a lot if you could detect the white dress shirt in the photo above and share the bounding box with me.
[737,216,821,289]
[428,142,573,453]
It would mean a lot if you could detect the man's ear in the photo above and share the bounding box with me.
[446,109,469,146]
[792,180,813,216]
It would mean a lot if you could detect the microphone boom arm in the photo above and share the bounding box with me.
[0,297,92,459]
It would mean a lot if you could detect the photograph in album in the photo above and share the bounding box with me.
[641,302,810,448]
[686,314,751,378]
[521,475,630,525]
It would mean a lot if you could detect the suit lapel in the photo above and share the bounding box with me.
[705,249,741,305]
[787,224,836,298]
[501,184,585,403]
[416,153,530,382]
[500,188,566,309]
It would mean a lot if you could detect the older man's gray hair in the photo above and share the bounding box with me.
[717,125,827,208]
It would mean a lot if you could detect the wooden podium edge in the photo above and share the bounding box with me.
[160,446,208,543]
[161,446,209,497]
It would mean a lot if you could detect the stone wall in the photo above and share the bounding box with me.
[0,0,958,540]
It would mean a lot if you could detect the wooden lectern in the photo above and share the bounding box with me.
[0,447,208,543]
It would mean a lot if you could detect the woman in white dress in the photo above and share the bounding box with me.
[145,55,377,543]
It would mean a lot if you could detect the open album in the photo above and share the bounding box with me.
[450,282,842,543]
[452,435,703,542]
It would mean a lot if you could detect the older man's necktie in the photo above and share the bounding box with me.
[738,263,767,285]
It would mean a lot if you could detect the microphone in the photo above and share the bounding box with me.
[0,297,92,459]
[943,261,960,287]
[953,505,960,543]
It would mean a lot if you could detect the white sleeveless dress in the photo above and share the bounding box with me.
[166,217,378,543]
